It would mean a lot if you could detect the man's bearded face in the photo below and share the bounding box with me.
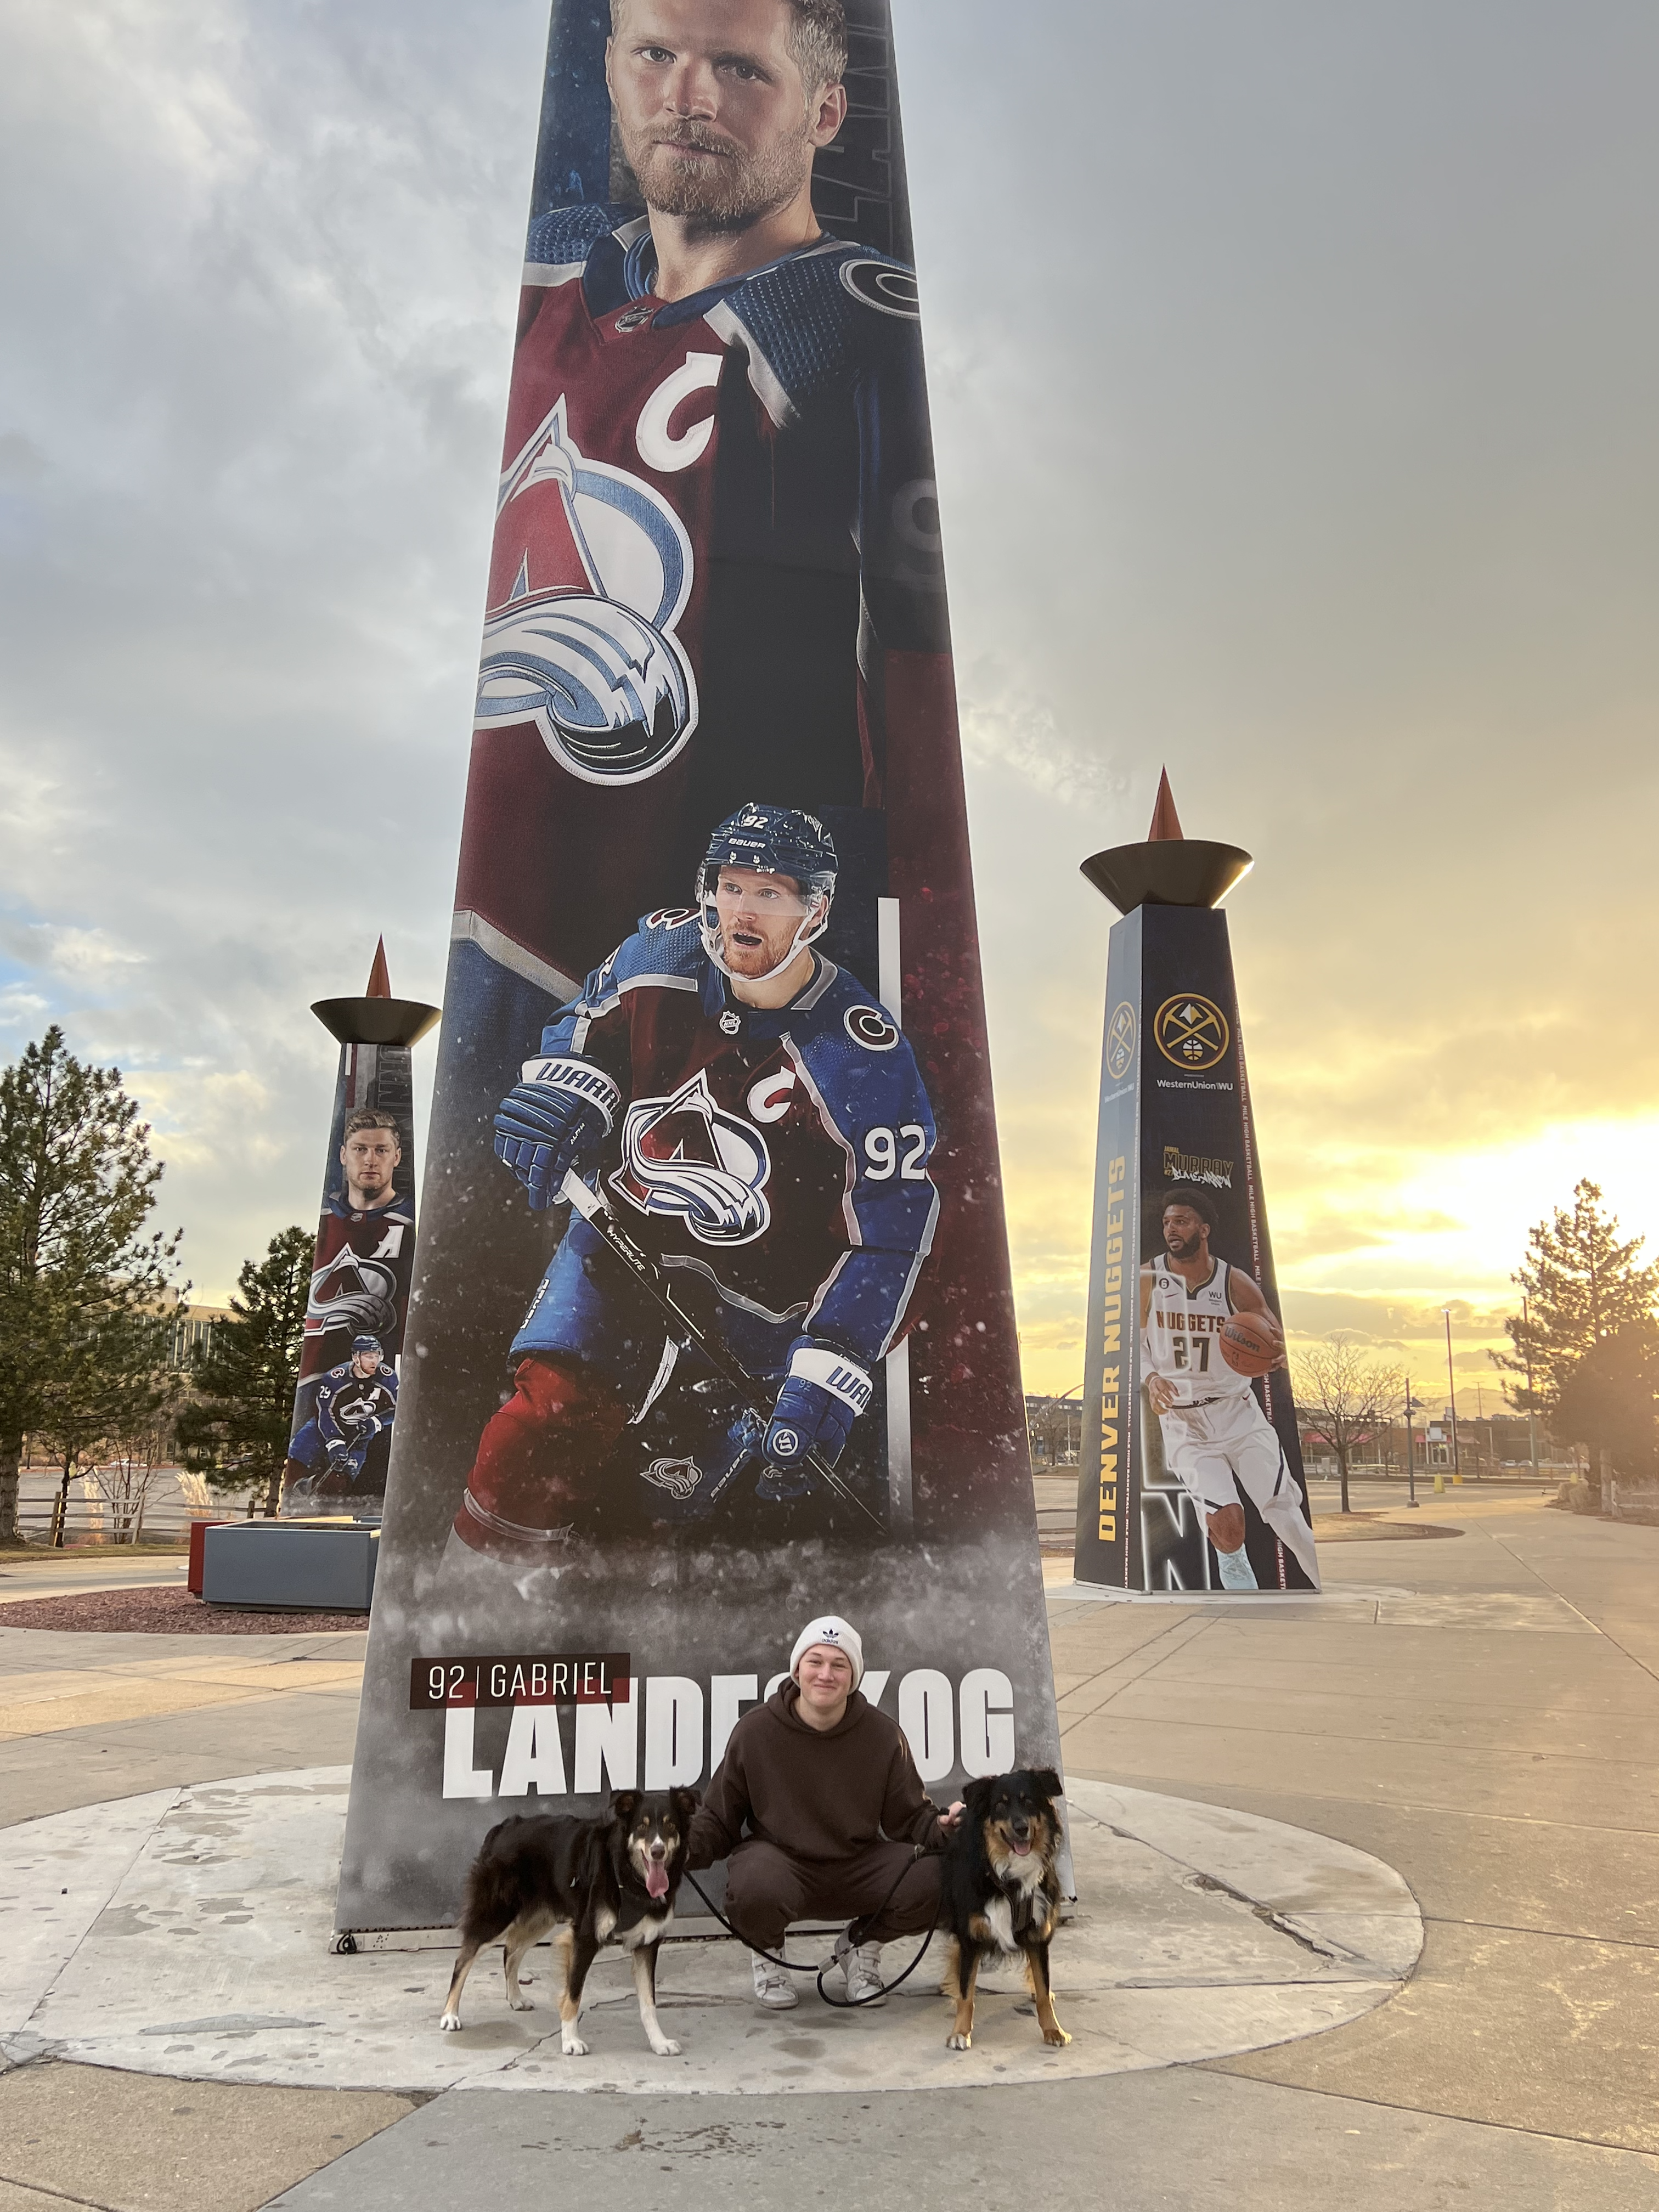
[610,0,823,233]
[620,102,816,230]
[1164,1207,1209,1261]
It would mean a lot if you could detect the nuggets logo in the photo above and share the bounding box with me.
[477,398,698,786]
[1154,994,1230,1071]
[845,1006,901,1052]
[611,1071,771,1245]
[1105,1001,1137,1081]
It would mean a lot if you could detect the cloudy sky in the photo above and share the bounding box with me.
[4,0,1658,1406]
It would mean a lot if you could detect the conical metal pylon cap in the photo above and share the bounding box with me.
[1080,770,1253,915]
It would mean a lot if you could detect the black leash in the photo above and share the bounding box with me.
[681,1852,938,2009]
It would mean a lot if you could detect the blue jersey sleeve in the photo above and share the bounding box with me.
[854,321,950,660]
[532,914,702,1086]
[717,247,949,661]
[523,202,629,273]
[793,1008,939,1367]
[314,1370,345,1446]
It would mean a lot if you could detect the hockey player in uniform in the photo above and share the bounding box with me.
[452,803,938,1553]
[1141,1188,1321,1591]
[460,0,952,990]
[335,1109,404,1218]
[285,1336,399,1500]
[300,1107,414,1366]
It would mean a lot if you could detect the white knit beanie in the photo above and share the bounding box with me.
[789,1615,864,1690]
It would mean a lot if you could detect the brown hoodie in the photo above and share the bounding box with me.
[687,1682,942,1868]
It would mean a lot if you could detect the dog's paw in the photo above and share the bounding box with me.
[509,1996,535,2012]
[439,2013,461,2033]
[561,2034,590,2057]
[946,2032,972,2051]
[650,2036,682,2058]
[1043,2026,1072,2047]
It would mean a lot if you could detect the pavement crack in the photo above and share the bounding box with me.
[1488,1529,1659,1691]
[0,2170,120,2212]
[1182,1870,1354,1963]
[1422,1912,1659,1953]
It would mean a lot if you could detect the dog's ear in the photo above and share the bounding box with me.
[608,1790,641,1826]
[1029,1768,1065,1809]
[961,1774,998,1821]
[671,1786,701,1820]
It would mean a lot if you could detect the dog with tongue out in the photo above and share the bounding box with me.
[440,1788,698,2058]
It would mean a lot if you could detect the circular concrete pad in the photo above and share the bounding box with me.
[0,1770,1419,2096]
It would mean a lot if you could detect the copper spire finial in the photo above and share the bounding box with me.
[366,938,392,1000]
[1147,769,1184,842]
[1079,770,1253,915]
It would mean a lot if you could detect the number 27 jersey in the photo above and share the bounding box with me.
[1143,1256,1251,1408]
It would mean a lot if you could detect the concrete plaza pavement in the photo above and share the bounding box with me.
[3,1496,1657,2208]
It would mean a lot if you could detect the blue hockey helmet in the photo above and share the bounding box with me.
[696,804,838,983]
[351,1334,383,1357]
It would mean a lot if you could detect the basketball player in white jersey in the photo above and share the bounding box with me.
[1141,1186,1321,1591]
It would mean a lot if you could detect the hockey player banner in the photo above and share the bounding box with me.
[336,0,1062,1934]
[1073,906,1320,1595]
[279,1041,416,1519]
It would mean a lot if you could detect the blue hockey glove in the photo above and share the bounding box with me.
[493,1056,621,1210]
[755,1457,814,1504]
[325,1440,353,1471]
[763,1338,873,1476]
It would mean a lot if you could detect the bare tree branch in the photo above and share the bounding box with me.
[1293,1334,1402,1514]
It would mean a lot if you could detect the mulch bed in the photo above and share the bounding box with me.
[1312,1514,1463,1542]
[0,1585,369,1634]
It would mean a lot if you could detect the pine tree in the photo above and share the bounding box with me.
[35,1306,182,1544]
[0,1028,180,1544]
[1496,1181,1659,1421]
[176,1227,314,1517]
[1553,1326,1659,1481]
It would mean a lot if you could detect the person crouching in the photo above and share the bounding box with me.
[687,1616,962,2008]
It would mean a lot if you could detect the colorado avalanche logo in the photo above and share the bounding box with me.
[304,1250,399,1342]
[641,1456,704,1501]
[476,398,698,786]
[611,1071,771,1246]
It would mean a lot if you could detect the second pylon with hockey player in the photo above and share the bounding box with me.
[453,803,939,1553]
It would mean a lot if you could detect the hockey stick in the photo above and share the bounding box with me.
[560,1170,887,1534]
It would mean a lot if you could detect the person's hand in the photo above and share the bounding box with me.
[937,1801,966,1837]
[493,1059,619,1211]
[764,1339,872,1474]
[1147,1374,1178,1414]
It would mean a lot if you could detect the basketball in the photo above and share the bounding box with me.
[1219,1310,1282,1377]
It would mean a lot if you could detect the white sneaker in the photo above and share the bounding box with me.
[751,1950,798,2010]
[840,1938,888,2007]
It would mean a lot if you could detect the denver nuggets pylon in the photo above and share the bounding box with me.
[1073,776,1320,1596]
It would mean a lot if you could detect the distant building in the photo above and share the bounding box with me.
[1026,1395,1083,1468]
[167,1305,234,1368]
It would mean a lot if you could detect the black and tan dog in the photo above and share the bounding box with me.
[439,1789,696,2056]
[939,1767,1070,2050]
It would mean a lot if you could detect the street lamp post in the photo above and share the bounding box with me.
[1404,1379,1419,1508]
[1443,1308,1462,1486]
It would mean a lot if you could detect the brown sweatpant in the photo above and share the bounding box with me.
[723,1838,942,1950]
